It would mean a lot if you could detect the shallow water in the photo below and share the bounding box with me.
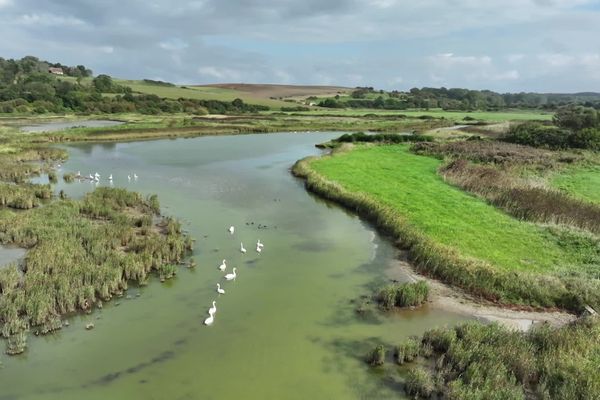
[0,245,25,269]
[20,120,124,133]
[0,133,468,399]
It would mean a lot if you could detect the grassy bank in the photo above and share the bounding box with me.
[293,145,600,311]
[0,187,192,355]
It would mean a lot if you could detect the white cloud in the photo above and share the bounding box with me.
[0,0,13,8]
[197,66,242,81]
[16,13,86,27]
[159,38,189,51]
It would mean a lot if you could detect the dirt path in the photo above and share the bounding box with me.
[384,250,576,331]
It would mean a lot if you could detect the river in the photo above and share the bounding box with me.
[0,132,467,400]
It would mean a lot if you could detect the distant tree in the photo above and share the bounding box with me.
[553,105,599,131]
[92,74,113,92]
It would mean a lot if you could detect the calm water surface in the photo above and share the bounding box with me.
[0,132,467,399]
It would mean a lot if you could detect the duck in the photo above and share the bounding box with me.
[216,283,225,295]
[208,301,217,316]
[204,313,214,326]
[224,268,237,281]
[228,226,235,234]
[240,242,246,254]
[218,259,227,271]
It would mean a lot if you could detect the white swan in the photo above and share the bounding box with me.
[204,313,214,326]
[133,173,138,180]
[218,259,227,271]
[224,268,237,281]
[257,239,264,249]
[108,174,113,181]
[240,242,246,253]
[208,301,217,316]
[76,171,81,177]
[127,175,131,181]
[228,226,235,234]
[88,174,94,180]
[216,283,225,295]
[256,245,262,254]
[94,172,100,179]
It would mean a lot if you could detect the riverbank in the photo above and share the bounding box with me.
[293,144,600,313]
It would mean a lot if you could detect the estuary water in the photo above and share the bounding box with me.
[20,120,124,133]
[0,132,467,400]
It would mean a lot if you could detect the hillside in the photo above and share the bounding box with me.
[200,83,352,100]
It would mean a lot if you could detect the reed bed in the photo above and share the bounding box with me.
[0,187,192,354]
[378,316,600,399]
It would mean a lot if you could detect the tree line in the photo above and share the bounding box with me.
[0,56,268,115]
[319,86,600,111]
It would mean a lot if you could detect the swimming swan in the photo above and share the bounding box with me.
[218,259,227,271]
[257,239,264,249]
[240,243,246,253]
[228,226,235,234]
[204,313,214,326]
[224,268,237,281]
[256,245,262,254]
[216,283,225,295]
[208,301,217,316]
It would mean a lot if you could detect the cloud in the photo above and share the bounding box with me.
[0,0,598,91]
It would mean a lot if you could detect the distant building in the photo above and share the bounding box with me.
[48,67,64,75]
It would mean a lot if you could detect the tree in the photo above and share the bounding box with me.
[92,74,113,92]
[554,105,599,131]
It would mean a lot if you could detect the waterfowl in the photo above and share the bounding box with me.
[240,243,246,253]
[133,173,138,180]
[108,174,113,181]
[228,226,235,234]
[257,239,264,249]
[88,174,94,180]
[218,259,227,271]
[208,301,217,316]
[127,175,131,181]
[216,283,225,295]
[224,268,237,281]
[204,313,214,326]
[256,245,262,254]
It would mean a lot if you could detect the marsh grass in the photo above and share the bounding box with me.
[0,187,192,354]
[376,281,429,310]
[396,317,600,400]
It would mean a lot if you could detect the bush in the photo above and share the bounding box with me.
[405,367,435,399]
[335,132,432,144]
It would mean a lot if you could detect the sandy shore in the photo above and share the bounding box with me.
[384,250,577,331]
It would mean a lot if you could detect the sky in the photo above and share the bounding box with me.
[1,0,600,92]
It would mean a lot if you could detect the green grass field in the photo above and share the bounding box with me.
[309,145,592,273]
[552,165,600,205]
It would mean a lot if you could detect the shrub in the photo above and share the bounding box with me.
[335,132,432,144]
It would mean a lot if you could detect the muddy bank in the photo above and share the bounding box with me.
[384,251,576,331]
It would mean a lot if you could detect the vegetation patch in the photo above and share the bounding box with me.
[372,317,600,399]
[376,281,429,310]
[0,187,192,355]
